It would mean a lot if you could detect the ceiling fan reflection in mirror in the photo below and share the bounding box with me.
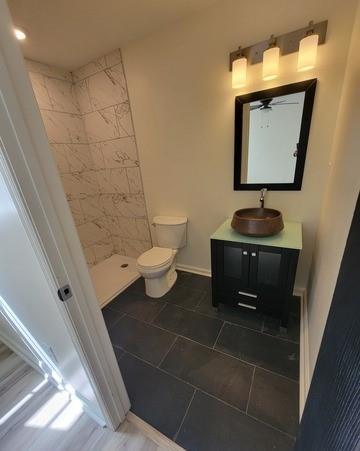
[250,98,299,111]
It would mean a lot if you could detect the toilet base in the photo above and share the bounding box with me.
[144,264,178,298]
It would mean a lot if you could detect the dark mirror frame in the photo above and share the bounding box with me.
[234,78,317,191]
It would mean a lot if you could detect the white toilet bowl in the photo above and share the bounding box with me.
[137,247,178,298]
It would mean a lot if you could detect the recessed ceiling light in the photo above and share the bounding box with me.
[14,28,26,41]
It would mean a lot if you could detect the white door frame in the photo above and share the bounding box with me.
[0,0,130,430]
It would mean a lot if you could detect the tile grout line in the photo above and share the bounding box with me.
[113,309,299,382]
[119,346,295,439]
[173,389,197,442]
[212,321,226,349]
[157,335,179,369]
[245,366,256,414]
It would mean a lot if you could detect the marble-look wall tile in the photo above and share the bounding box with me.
[117,217,139,239]
[68,199,85,226]
[45,77,80,114]
[101,137,139,168]
[115,102,134,137]
[105,49,122,67]
[61,171,98,200]
[87,64,128,110]
[96,168,129,194]
[126,167,143,194]
[123,239,152,258]
[75,79,93,114]
[112,236,125,255]
[83,107,119,143]
[26,59,72,82]
[80,195,104,221]
[77,218,111,248]
[93,238,114,262]
[83,246,96,266]
[51,144,70,173]
[29,72,52,110]
[136,219,151,242]
[66,144,94,172]
[28,53,151,267]
[101,193,147,218]
[89,144,105,169]
[41,110,87,144]
[72,56,107,82]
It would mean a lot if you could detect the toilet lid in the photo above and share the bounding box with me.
[137,247,173,268]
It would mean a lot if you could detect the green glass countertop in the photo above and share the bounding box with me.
[211,219,302,250]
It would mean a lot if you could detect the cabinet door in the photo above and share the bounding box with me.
[217,241,250,290]
[249,245,289,295]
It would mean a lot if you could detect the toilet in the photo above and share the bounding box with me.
[137,216,187,298]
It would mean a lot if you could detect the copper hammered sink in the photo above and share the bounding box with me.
[231,208,284,237]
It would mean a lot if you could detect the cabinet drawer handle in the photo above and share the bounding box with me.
[237,302,257,310]
[243,251,248,255]
[251,252,256,257]
[238,290,257,299]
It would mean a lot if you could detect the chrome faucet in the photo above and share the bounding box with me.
[260,188,267,208]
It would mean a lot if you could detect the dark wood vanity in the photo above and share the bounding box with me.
[210,220,302,327]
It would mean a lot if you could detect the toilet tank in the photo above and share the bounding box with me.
[153,216,188,249]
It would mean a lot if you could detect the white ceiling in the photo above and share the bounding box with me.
[8,0,218,70]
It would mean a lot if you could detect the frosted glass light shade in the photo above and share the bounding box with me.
[262,47,279,80]
[232,57,247,88]
[298,34,319,71]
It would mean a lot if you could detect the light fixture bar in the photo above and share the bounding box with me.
[229,20,327,70]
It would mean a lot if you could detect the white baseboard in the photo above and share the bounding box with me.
[295,287,310,419]
[176,263,211,277]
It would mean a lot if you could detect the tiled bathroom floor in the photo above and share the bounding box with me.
[102,271,300,451]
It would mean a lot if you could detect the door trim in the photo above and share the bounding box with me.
[0,2,129,430]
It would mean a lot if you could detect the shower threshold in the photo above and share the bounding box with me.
[90,254,140,308]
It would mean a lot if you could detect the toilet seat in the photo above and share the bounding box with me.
[137,247,173,270]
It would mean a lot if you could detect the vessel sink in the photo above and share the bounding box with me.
[231,208,284,237]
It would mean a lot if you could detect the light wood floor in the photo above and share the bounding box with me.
[0,342,183,450]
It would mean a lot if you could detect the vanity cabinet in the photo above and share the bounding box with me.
[211,220,302,327]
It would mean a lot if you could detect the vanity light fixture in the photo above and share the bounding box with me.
[14,27,26,40]
[229,20,327,84]
[298,21,319,71]
[262,36,280,81]
[232,47,247,88]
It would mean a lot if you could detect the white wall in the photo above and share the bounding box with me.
[122,0,357,288]
[0,168,101,417]
[307,0,360,376]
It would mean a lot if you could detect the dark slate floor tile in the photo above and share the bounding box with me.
[263,313,300,343]
[161,337,253,411]
[108,315,176,365]
[119,353,195,439]
[196,291,264,331]
[106,290,165,322]
[177,271,212,291]
[102,307,123,329]
[113,346,124,363]
[176,391,294,451]
[248,368,299,436]
[161,284,206,310]
[153,304,223,347]
[125,277,145,293]
[215,323,299,380]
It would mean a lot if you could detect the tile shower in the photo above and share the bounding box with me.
[27,50,151,304]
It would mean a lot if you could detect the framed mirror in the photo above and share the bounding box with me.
[234,79,317,190]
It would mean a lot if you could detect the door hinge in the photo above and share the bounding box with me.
[57,284,72,302]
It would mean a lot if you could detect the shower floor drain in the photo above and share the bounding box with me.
[120,263,129,268]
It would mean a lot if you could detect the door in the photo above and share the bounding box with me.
[216,241,250,291]
[249,245,289,295]
[295,194,360,450]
